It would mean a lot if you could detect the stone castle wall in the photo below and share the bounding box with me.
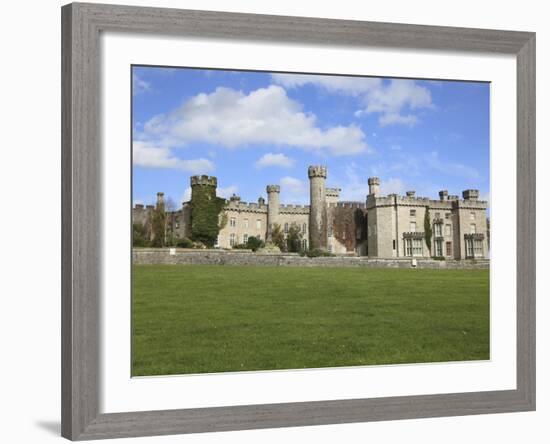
[133,249,489,269]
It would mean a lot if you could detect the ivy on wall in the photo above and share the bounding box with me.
[424,206,432,254]
[190,185,226,247]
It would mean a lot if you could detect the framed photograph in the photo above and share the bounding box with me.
[61,2,535,440]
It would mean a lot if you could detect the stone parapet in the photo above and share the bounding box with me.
[133,249,489,269]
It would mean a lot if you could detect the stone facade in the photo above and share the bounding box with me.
[133,166,489,259]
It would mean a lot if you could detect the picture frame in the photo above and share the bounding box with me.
[61,2,536,440]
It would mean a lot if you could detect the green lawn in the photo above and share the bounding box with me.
[132,265,489,376]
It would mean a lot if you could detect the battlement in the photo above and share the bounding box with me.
[367,191,487,211]
[325,187,341,198]
[190,175,217,187]
[334,201,366,209]
[266,184,280,193]
[368,177,380,186]
[462,189,480,200]
[279,204,310,214]
[308,165,327,179]
[224,200,268,213]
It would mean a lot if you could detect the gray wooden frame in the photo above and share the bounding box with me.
[61,2,536,440]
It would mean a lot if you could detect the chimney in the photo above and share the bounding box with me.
[368,177,380,196]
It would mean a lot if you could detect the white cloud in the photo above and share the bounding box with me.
[217,185,239,199]
[272,74,433,127]
[255,153,295,169]
[272,73,382,95]
[138,85,369,156]
[181,187,191,203]
[132,73,151,95]
[133,141,214,174]
[424,151,480,180]
[181,185,238,203]
[383,178,407,195]
[280,176,308,204]
[378,113,418,127]
[339,162,406,201]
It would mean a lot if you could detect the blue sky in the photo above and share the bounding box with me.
[132,66,489,209]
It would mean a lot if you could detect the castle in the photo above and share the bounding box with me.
[133,165,489,259]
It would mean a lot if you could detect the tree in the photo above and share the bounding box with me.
[132,222,149,247]
[270,223,286,251]
[164,197,177,247]
[246,236,265,252]
[286,223,303,253]
[424,206,432,254]
[150,202,166,247]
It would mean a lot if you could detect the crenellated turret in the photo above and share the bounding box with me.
[308,165,328,250]
[368,177,380,196]
[266,185,280,240]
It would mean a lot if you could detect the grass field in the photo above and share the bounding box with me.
[132,265,489,376]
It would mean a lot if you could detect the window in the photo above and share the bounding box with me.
[445,213,451,219]
[302,223,307,233]
[302,239,308,250]
[434,223,442,236]
[466,238,482,257]
[405,238,423,257]
[445,224,451,236]
[393,240,396,250]
[466,239,474,257]
[413,239,423,256]
[230,233,236,246]
[435,239,443,257]
[328,224,333,237]
[435,212,440,219]
[284,223,289,233]
[328,244,332,253]
[405,239,412,256]
[474,239,483,257]
[470,223,476,234]
[256,219,261,229]
[175,222,179,229]
[470,212,475,221]
[410,221,417,232]
[243,219,249,228]
[230,217,236,228]
[446,241,452,256]
[243,234,248,244]
[410,209,416,217]
[214,235,220,247]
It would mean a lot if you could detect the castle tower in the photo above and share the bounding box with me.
[368,177,380,196]
[266,185,280,240]
[190,175,218,198]
[156,192,165,210]
[462,189,479,200]
[308,165,328,250]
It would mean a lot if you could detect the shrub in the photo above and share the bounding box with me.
[176,237,194,248]
[432,256,446,261]
[246,236,265,252]
[132,223,150,247]
[306,248,334,258]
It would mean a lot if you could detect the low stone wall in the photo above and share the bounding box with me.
[133,249,489,269]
